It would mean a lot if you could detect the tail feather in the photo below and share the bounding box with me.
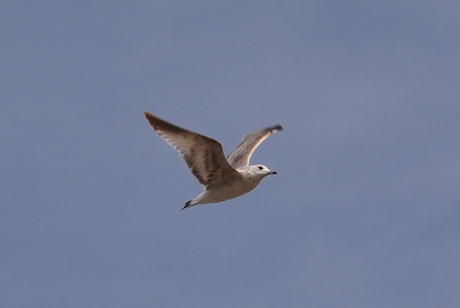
[180,200,193,211]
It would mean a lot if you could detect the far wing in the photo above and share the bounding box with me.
[226,124,283,168]
[144,111,237,188]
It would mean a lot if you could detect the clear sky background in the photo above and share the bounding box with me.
[2,1,460,307]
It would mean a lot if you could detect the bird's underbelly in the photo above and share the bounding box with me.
[201,180,258,203]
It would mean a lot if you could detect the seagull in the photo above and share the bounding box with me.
[143,111,283,210]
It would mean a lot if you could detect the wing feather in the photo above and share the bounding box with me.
[226,124,283,168]
[143,111,237,188]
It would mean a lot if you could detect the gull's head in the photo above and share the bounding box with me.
[250,164,277,178]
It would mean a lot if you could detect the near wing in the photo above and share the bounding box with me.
[143,111,237,188]
[226,124,283,168]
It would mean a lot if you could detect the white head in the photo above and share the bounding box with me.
[249,164,277,179]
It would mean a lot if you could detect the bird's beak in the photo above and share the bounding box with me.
[270,171,277,175]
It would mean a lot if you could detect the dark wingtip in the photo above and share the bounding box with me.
[143,110,153,123]
[143,110,154,121]
[269,124,283,133]
[143,111,189,134]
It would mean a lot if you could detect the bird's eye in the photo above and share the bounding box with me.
[258,166,263,170]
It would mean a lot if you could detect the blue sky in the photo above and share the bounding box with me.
[2,1,460,307]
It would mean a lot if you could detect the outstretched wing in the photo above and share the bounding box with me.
[226,124,283,168]
[144,111,237,188]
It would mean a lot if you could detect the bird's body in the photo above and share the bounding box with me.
[143,111,282,210]
[184,166,268,207]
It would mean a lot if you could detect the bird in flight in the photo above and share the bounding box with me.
[143,111,283,210]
